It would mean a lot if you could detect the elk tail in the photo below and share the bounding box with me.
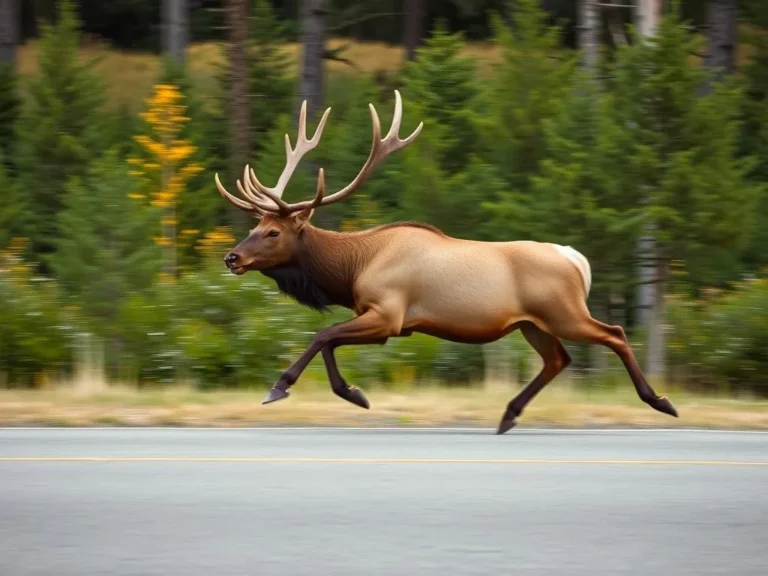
[553,244,592,299]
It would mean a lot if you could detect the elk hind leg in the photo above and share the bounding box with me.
[550,312,678,418]
[497,322,571,435]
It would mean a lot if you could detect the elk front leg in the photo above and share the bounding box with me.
[262,309,402,404]
[321,329,414,409]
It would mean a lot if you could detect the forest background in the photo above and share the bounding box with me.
[0,0,766,426]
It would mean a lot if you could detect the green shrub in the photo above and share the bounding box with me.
[667,275,768,396]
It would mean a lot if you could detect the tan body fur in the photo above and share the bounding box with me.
[303,224,588,344]
[215,91,678,433]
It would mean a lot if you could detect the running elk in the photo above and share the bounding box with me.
[215,90,678,434]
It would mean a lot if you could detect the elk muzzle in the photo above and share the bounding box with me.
[224,252,248,275]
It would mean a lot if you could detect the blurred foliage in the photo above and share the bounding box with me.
[0,64,19,168]
[51,148,162,326]
[1,0,767,397]
[667,274,768,394]
[0,239,83,388]
[13,0,107,265]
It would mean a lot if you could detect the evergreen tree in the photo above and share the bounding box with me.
[0,63,19,169]
[51,147,162,329]
[14,0,105,266]
[608,7,760,375]
[246,0,295,154]
[476,0,578,195]
[369,21,491,239]
[740,0,768,271]
[402,21,480,176]
[0,151,24,249]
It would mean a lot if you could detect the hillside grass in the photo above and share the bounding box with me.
[14,28,761,112]
[15,38,500,112]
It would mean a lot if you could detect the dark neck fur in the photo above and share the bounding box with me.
[259,227,362,312]
[259,221,444,312]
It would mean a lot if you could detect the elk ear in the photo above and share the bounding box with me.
[292,206,315,230]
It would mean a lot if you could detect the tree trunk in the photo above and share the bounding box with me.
[635,0,666,382]
[403,0,426,62]
[162,0,188,65]
[298,0,327,122]
[225,0,250,233]
[0,0,18,65]
[645,260,668,383]
[577,0,600,73]
[226,0,250,171]
[636,0,661,38]
[702,0,738,93]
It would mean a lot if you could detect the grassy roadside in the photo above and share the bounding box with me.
[1,380,766,429]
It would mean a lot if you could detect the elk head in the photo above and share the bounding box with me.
[215,90,423,275]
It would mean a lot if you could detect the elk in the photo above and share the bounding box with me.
[215,90,678,434]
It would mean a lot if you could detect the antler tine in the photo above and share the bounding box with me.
[236,173,281,214]
[248,102,332,208]
[215,173,264,215]
[311,89,423,209]
[265,90,423,215]
[217,91,420,217]
[241,165,287,213]
[313,167,325,206]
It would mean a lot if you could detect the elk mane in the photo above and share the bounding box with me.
[260,221,444,312]
[260,263,336,312]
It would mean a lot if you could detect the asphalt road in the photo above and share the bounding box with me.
[1,427,767,576]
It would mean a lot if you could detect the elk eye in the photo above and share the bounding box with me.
[266,230,280,238]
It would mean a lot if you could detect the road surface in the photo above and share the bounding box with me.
[1,427,767,576]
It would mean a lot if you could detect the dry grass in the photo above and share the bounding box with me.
[1,377,766,429]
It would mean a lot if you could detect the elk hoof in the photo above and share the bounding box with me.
[496,416,518,435]
[344,386,370,410]
[652,396,678,418]
[262,387,290,405]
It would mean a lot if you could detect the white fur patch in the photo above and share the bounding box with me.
[553,244,592,298]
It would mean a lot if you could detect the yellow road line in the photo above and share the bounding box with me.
[0,457,767,466]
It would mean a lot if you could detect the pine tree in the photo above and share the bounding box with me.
[14,0,105,266]
[381,21,493,239]
[0,151,24,249]
[608,7,760,377]
[246,0,295,154]
[741,0,768,271]
[476,0,578,194]
[402,21,480,176]
[51,147,162,327]
[0,63,19,168]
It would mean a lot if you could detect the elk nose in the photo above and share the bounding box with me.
[224,253,239,267]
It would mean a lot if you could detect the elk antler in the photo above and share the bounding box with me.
[214,99,331,216]
[214,90,422,216]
